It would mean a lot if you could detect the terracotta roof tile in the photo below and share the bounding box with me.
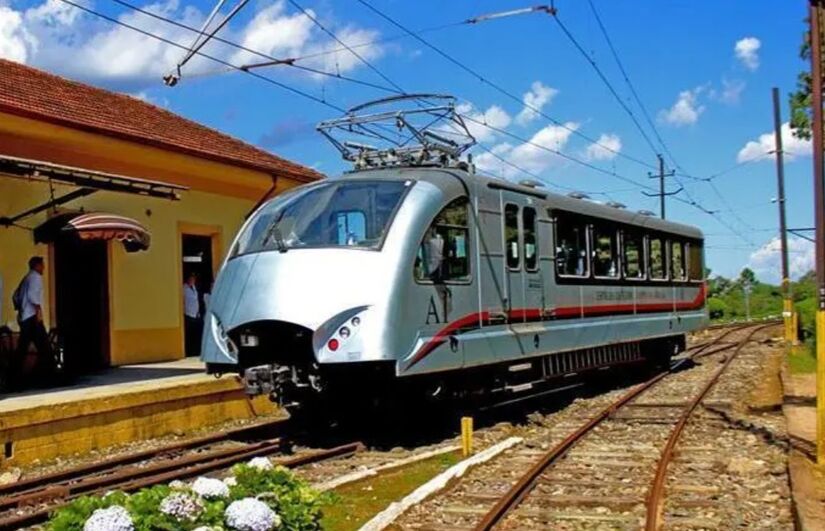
[0,59,322,183]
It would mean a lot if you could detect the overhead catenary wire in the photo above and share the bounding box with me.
[552,12,660,158]
[57,0,347,112]
[107,0,400,94]
[353,0,657,171]
[287,0,408,95]
[585,0,690,179]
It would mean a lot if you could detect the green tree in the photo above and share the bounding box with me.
[789,18,815,139]
[739,267,757,285]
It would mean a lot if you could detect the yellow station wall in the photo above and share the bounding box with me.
[0,110,309,365]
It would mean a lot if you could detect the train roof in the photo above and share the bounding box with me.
[338,166,704,241]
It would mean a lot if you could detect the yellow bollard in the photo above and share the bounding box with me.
[817,310,825,465]
[784,298,794,344]
[461,416,474,457]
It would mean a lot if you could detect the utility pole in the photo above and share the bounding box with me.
[772,87,795,343]
[809,0,825,465]
[743,280,752,322]
[644,154,680,219]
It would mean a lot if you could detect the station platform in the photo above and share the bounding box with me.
[0,358,279,469]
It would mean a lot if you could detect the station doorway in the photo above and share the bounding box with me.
[181,234,214,356]
[54,238,110,372]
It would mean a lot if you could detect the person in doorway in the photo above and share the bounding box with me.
[183,272,201,357]
[11,256,50,378]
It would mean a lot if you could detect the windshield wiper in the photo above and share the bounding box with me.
[264,224,288,253]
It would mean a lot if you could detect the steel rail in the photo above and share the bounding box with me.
[644,322,778,530]
[473,322,775,530]
[0,441,362,530]
[0,417,290,499]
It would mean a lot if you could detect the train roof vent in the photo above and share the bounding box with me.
[567,191,590,200]
[317,94,476,170]
[518,179,545,188]
[606,201,627,209]
[638,209,657,217]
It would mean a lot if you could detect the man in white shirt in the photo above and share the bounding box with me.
[13,256,50,376]
[183,272,201,357]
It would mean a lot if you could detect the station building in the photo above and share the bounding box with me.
[0,58,322,370]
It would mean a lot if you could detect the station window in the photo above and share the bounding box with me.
[649,236,667,280]
[622,230,645,280]
[688,241,704,281]
[592,224,619,278]
[415,197,471,283]
[505,204,520,269]
[555,213,589,277]
[671,240,686,280]
[523,207,538,271]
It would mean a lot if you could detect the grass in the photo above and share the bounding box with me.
[320,451,461,531]
[788,343,817,374]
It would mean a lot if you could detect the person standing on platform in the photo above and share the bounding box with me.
[12,256,49,377]
[183,272,201,357]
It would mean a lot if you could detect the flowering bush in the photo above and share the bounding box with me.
[159,492,204,522]
[225,498,281,531]
[192,477,230,499]
[82,505,133,531]
[47,464,327,531]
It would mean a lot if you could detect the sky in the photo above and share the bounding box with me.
[0,0,816,283]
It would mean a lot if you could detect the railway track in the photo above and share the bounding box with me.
[0,418,361,530]
[393,322,787,530]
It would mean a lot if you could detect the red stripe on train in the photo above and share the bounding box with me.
[404,285,705,370]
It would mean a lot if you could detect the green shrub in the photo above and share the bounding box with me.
[48,465,326,531]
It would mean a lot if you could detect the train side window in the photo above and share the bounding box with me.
[671,240,686,280]
[523,207,538,271]
[505,204,520,270]
[415,197,471,283]
[622,230,645,280]
[335,211,367,245]
[688,241,704,281]
[555,214,589,277]
[592,224,619,278]
[649,236,667,280]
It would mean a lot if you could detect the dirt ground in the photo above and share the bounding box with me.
[780,364,825,530]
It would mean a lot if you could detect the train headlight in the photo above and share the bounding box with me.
[350,316,360,327]
[339,326,351,339]
[240,333,259,347]
[328,338,339,351]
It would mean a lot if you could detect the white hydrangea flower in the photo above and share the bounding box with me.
[225,498,281,531]
[168,480,187,490]
[159,492,204,522]
[192,476,230,499]
[223,476,238,487]
[83,505,134,531]
[192,527,214,531]
[247,457,273,471]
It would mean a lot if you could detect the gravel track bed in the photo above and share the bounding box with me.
[390,327,790,531]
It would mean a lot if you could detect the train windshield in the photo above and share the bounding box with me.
[231,180,412,256]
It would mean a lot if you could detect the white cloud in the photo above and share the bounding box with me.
[718,78,745,105]
[0,0,384,88]
[734,37,761,71]
[0,6,35,63]
[584,133,622,161]
[456,102,512,142]
[475,122,578,178]
[736,122,811,163]
[515,81,558,125]
[658,87,705,126]
[747,236,814,284]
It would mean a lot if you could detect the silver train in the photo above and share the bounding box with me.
[201,165,707,410]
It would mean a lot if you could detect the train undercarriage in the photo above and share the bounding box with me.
[207,334,686,417]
